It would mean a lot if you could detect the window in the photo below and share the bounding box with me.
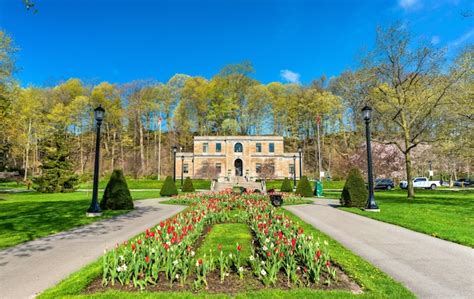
[414,178,426,182]
[234,142,243,153]
[289,164,295,175]
[183,163,189,174]
[216,143,222,152]
[216,163,222,173]
[203,143,209,153]
[269,143,275,153]
[256,163,262,174]
[256,143,262,153]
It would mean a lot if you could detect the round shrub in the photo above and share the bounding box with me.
[340,168,368,208]
[296,176,313,197]
[100,169,134,210]
[181,177,195,192]
[280,177,293,192]
[160,176,178,197]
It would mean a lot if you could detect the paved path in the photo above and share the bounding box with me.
[285,199,474,299]
[0,199,184,298]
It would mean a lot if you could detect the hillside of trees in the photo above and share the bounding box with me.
[0,25,472,189]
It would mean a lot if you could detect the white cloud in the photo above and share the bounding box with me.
[399,0,420,10]
[448,28,474,49]
[280,69,300,83]
[431,36,440,45]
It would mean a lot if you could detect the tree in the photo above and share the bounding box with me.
[32,131,79,193]
[100,169,134,210]
[366,24,470,198]
[341,168,368,208]
[160,175,178,196]
[296,176,313,197]
[280,177,293,192]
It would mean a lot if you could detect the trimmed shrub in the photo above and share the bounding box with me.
[280,177,293,192]
[340,168,368,208]
[181,177,195,192]
[160,176,178,197]
[100,170,134,210]
[296,176,313,197]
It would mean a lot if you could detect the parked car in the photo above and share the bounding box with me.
[400,177,441,190]
[374,178,395,190]
[454,178,473,187]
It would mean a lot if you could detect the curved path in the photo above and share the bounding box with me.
[285,199,474,299]
[0,199,184,298]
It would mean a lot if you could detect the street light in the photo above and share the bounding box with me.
[181,155,184,187]
[172,146,178,182]
[362,105,379,212]
[292,155,297,190]
[298,146,302,180]
[87,105,105,217]
[428,160,433,180]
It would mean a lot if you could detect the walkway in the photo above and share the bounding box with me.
[0,199,184,298]
[285,199,474,299]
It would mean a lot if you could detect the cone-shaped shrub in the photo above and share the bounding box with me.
[296,176,313,197]
[160,176,178,196]
[181,177,195,192]
[100,169,134,210]
[280,177,293,192]
[340,168,368,208]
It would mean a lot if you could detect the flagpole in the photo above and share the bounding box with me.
[157,113,162,181]
[316,115,322,181]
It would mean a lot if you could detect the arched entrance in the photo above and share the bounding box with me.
[234,159,243,176]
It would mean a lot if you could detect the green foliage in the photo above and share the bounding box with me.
[340,168,368,208]
[280,177,293,192]
[100,170,134,210]
[32,132,78,193]
[160,176,178,197]
[181,177,195,192]
[296,176,313,197]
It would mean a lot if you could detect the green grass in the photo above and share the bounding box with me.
[39,206,413,299]
[0,190,162,249]
[0,181,27,190]
[326,189,474,247]
[78,179,211,190]
[196,223,253,261]
[265,180,345,191]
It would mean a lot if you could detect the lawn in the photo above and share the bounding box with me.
[38,193,413,298]
[266,180,345,191]
[326,189,474,247]
[78,178,211,190]
[0,190,162,249]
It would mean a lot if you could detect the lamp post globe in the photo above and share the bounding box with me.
[87,105,105,216]
[297,146,302,180]
[361,105,379,212]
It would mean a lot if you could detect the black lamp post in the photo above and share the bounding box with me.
[87,105,105,216]
[181,155,184,187]
[298,146,302,180]
[292,155,297,189]
[172,146,177,182]
[362,105,379,211]
[428,160,433,180]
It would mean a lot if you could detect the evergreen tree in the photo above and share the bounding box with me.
[160,176,178,196]
[280,177,293,192]
[340,168,368,208]
[100,169,134,210]
[32,132,78,193]
[181,177,195,192]
[296,176,313,197]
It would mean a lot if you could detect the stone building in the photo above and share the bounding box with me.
[175,136,300,181]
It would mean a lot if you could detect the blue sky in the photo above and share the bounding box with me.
[1,0,473,86]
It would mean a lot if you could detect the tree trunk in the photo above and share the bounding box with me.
[111,131,116,171]
[139,119,145,176]
[24,119,32,180]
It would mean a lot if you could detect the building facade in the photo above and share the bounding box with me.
[175,136,300,180]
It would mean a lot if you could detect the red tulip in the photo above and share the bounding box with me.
[326,260,331,268]
[131,243,136,251]
[237,244,241,251]
[218,244,222,251]
[145,256,150,263]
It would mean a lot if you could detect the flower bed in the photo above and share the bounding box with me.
[97,192,359,293]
